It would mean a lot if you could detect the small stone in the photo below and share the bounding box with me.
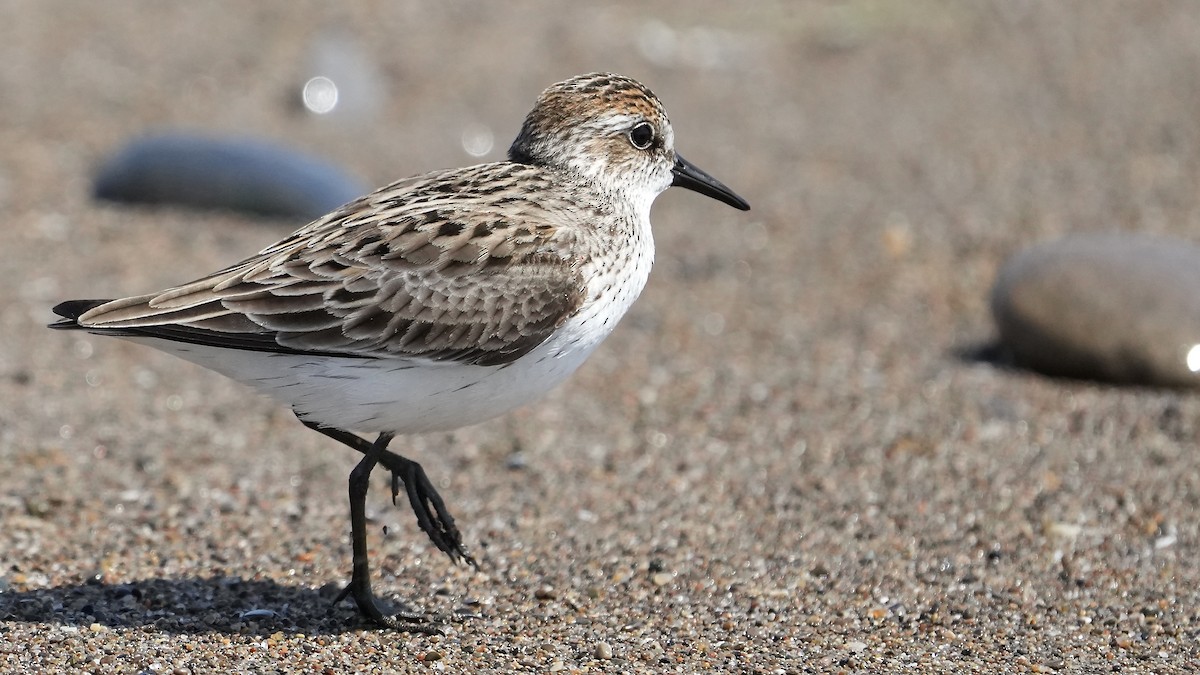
[594,641,614,659]
[238,608,277,620]
[992,233,1200,386]
[640,640,665,661]
[534,586,556,600]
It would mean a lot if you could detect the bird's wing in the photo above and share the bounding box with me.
[72,163,593,367]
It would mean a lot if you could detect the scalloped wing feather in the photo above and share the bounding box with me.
[77,163,591,367]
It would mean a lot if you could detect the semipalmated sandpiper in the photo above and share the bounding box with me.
[51,72,749,630]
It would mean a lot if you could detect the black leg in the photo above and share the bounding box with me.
[299,418,475,567]
[329,431,441,631]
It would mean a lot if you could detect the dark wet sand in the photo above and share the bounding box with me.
[3,2,1199,671]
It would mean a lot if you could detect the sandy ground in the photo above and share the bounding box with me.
[3,1,1200,672]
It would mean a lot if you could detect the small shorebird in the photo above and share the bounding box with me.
[51,72,749,629]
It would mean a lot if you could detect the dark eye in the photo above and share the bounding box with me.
[628,122,655,150]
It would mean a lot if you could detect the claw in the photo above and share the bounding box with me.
[402,462,477,567]
[343,584,445,634]
[333,582,352,606]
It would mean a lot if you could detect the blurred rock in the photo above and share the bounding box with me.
[93,133,368,221]
[991,232,1200,387]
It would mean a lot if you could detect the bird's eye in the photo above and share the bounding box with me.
[628,122,655,150]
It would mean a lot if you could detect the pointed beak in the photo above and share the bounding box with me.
[671,153,750,211]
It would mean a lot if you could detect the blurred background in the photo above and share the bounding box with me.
[3,1,1200,670]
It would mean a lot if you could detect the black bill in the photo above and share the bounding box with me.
[671,153,750,211]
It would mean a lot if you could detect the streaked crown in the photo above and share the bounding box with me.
[509,73,678,213]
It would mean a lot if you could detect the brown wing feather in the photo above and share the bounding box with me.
[77,163,591,367]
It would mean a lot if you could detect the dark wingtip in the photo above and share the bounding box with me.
[49,299,110,329]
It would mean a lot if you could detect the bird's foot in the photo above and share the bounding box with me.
[386,459,478,569]
[333,573,444,633]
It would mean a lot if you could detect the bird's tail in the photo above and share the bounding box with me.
[48,299,112,330]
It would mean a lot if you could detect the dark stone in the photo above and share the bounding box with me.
[93,133,369,221]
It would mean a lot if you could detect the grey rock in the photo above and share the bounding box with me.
[991,232,1200,387]
[93,133,369,221]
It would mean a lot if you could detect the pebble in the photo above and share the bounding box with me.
[93,133,368,221]
[238,608,277,620]
[594,642,614,659]
[991,232,1200,387]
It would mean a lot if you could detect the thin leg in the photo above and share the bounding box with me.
[300,418,475,567]
[330,431,440,631]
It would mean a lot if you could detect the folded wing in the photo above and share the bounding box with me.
[63,164,588,367]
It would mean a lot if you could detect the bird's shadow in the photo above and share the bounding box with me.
[0,575,433,635]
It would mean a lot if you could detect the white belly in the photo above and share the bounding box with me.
[121,260,650,433]
[127,328,592,433]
